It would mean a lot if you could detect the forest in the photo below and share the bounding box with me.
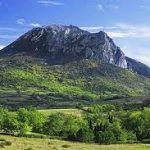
[0,104,150,145]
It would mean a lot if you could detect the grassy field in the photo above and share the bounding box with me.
[1,135,150,150]
[38,108,83,117]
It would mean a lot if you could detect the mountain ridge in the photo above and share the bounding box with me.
[0,24,127,68]
[1,24,150,78]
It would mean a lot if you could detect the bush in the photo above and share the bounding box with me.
[141,139,150,144]
[0,138,6,141]
[75,127,94,142]
[0,140,12,148]
[44,113,86,138]
[24,148,33,150]
[4,141,12,146]
[62,144,71,148]
[0,143,5,148]
[43,113,66,136]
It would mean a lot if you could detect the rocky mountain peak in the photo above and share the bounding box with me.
[0,24,127,68]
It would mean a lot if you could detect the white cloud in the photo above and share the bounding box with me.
[97,4,104,11]
[81,23,150,38]
[29,23,42,27]
[107,32,135,38]
[114,23,150,38]
[38,0,64,6]
[16,18,26,25]
[140,5,150,11]
[108,4,119,10]
[121,45,150,66]
[16,18,42,28]
[0,45,5,50]
[97,3,119,11]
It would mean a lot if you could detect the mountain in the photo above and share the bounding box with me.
[1,24,150,109]
[0,25,127,68]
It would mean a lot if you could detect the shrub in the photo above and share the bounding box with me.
[4,141,12,146]
[24,148,33,150]
[62,144,71,148]
[0,143,5,148]
[76,127,94,142]
[0,138,6,141]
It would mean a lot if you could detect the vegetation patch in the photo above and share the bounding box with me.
[62,144,71,148]
[0,138,12,148]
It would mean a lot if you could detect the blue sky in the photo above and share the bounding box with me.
[1,0,150,65]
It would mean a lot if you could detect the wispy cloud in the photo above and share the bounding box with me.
[121,44,150,66]
[16,18,41,28]
[81,23,150,38]
[29,23,42,27]
[97,3,119,11]
[97,4,103,11]
[108,4,119,10]
[16,18,26,25]
[140,5,150,11]
[38,0,64,6]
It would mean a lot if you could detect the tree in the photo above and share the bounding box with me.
[3,113,19,134]
[76,127,94,142]
[17,108,45,134]
[0,108,8,131]
[44,113,66,136]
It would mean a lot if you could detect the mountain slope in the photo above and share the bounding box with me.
[0,24,150,109]
[126,57,150,78]
[0,55,150,109]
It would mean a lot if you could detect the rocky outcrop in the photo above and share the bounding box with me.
[0,24,127,68]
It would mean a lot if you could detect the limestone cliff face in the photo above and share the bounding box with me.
[0,24,127,68]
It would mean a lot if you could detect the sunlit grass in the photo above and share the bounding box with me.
[1,135,150,150]
[39,108,83,117]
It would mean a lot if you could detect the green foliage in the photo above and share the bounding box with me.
[18,123,32,136]
[76,127,94,142]
[1,105,150,145]
[122,108,150,140]
[2,112,19,134]
[17,108,46,133]
[1,57,150,109]
[43,113,85,139]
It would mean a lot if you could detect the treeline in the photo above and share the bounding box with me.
[0,105,150,144]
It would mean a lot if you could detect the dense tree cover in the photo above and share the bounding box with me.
[1,105,150,144]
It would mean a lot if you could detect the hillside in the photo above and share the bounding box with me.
[0,55,150,109]
[1,25,150,109]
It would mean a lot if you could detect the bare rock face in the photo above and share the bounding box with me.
[0,24,127,68]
